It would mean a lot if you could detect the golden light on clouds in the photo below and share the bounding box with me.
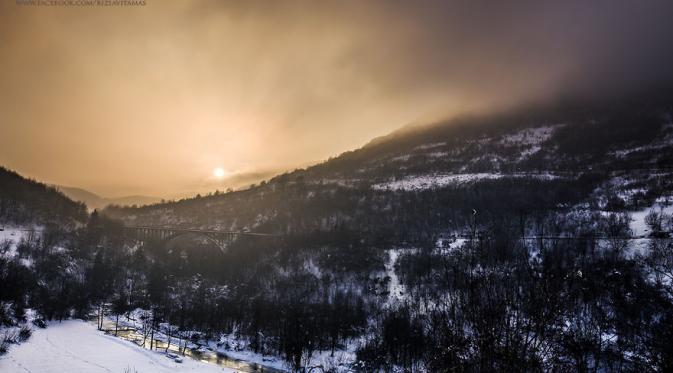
[1,1,672,197]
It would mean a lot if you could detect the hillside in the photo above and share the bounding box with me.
[56,185,161,211]
[0,167,87,226]
[4,98,673,371]
[90,95,673,371]
[103,95,673,242]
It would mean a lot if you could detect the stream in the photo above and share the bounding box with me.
[96,319,286,373]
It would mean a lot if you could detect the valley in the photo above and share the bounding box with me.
[2,98,673,371]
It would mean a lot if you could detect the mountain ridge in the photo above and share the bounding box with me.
[54,185,162,210]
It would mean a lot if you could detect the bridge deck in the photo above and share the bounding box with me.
[123,225,280,237]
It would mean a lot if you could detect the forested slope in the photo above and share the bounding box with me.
[0,167,87,226]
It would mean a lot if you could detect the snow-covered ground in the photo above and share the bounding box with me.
[435,237,467,255]
[611,120,673,158]
[500,124,563,146]
[627,202,673,255]
[414,142,446,151]
[630,209,652,238]
[0,320,235,373]
[0,226,41,268]
[205,334,354,373]
[372,172,560,191]
[0,226,37,258]
[384,249,404,306]
[498,124,565,161]
[0,227,24,245]
[629,202,673,237]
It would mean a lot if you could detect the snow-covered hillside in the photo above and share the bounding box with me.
[372,172,560,191]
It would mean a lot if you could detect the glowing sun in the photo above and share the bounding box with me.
[213,167,226,179]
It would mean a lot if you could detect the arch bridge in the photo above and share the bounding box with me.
[122,225,278,253]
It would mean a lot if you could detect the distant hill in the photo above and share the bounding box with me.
[55,186,161,210]
[0,167,87,225]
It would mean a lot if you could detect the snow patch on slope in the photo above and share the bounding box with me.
[500,124,564,146]
[414,142,446,150]
[611,118,673,158]
[0,226,40,260]
[372,172,561,191]
[630,202,673,237]
[384,249,404,306]
[436,237,467,254]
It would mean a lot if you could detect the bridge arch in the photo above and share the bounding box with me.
[122,225,278,254]
[161,231,230,253]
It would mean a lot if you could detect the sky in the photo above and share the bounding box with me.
[1,0,673,197]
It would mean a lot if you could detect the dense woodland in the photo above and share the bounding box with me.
[2,206,673,371]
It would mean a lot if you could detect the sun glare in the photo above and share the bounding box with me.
[213,167,226,179]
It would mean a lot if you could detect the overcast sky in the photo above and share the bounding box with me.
[1,0,672,197]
